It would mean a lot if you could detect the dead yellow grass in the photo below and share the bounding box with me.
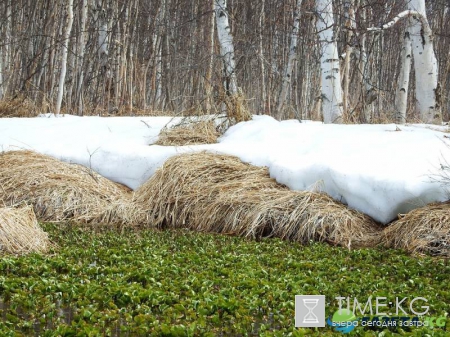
[134,152,381,249]
[0,206,51,255]
[155,119,219,146]
[218,92,252,124]
[382,202,450,257]
[0,151,144,225]
[226,94,252,124]
[0,96,40,117]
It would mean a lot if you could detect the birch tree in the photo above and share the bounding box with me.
[214,0,238,96]
[316,0,343,123]
[77,0,89,115]
[205,0,215,114]
[408,0,439,123]
[0,48,3,100]
[258,0,266,115]
[276,0,302,120]
[1,0,449,120]
[368,3,439,123]
[96,0,109,68]
[342,0,355,117]
[55,0,74,115]
[153,0,165,109]
[214,0,251,122]
[394,30,412,123]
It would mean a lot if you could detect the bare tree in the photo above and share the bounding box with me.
[276,0,303,120]
[55,0,74,115]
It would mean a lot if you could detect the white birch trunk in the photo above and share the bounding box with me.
[0,43,3,99]
[276,0,302,119]
[259,0,266,115]
[394,31,412,123]
[408,0,439,123]
[367,5,439,123]
[357,2,375,123]
[205,0,215,114]
[154,35,162,107]
[77,0,89,115]
[214,0,238,96]
[154,0,165,108]
[316,0,343,123]
[97,0,108,61]
[342,0,355,116]
[55,0,74,115]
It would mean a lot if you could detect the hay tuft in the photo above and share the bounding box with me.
[155,119,220,146]
[0,206,51,255]
[0,96,41,117]
[382,202,450,257]
[216,91,252,124]
[134,152,381,248]
[0,151,144,225]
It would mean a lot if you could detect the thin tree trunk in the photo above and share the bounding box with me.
[55,0,74,115]
[97,0,109,66]
[258,0,266,115]
[358,2,376,123]
[343,0,355,117]
[77,0,89,116]
[2,0,11,98]
[276,0,302,120]
[154,35,162,109]
[0,45,3,99]
[394,31,412,123]
[205,1,215,114]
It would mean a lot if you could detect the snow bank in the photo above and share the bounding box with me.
[0,115,448,224]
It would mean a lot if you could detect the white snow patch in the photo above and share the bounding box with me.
[0,115,449,224]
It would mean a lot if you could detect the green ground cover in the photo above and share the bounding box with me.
[0,224,448,336]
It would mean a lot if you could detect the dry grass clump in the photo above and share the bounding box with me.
[382,202,450,257]
[155,119,220,146]
[0,206,51,255]
[218,92,252,124]
[0,151,144,225]
[0,96,40,117]
[134,152,381,249]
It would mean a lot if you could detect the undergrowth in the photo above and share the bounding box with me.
[0,224,448,336]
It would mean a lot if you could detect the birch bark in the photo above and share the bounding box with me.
[0,52,3,100]
[408,0,439,122]
[214,0,238,96]
[205,1,215,114]
[342,0,355,117]
[367,5,439,123]
[97,0,109,64]
[394,31,412,123]
[276,0,302,119]
[316,0,343,123]
[259,0,266,115]
[55,0,74,115]
[77,0,89,115]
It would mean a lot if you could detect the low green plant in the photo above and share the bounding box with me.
[0,224,448,336]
